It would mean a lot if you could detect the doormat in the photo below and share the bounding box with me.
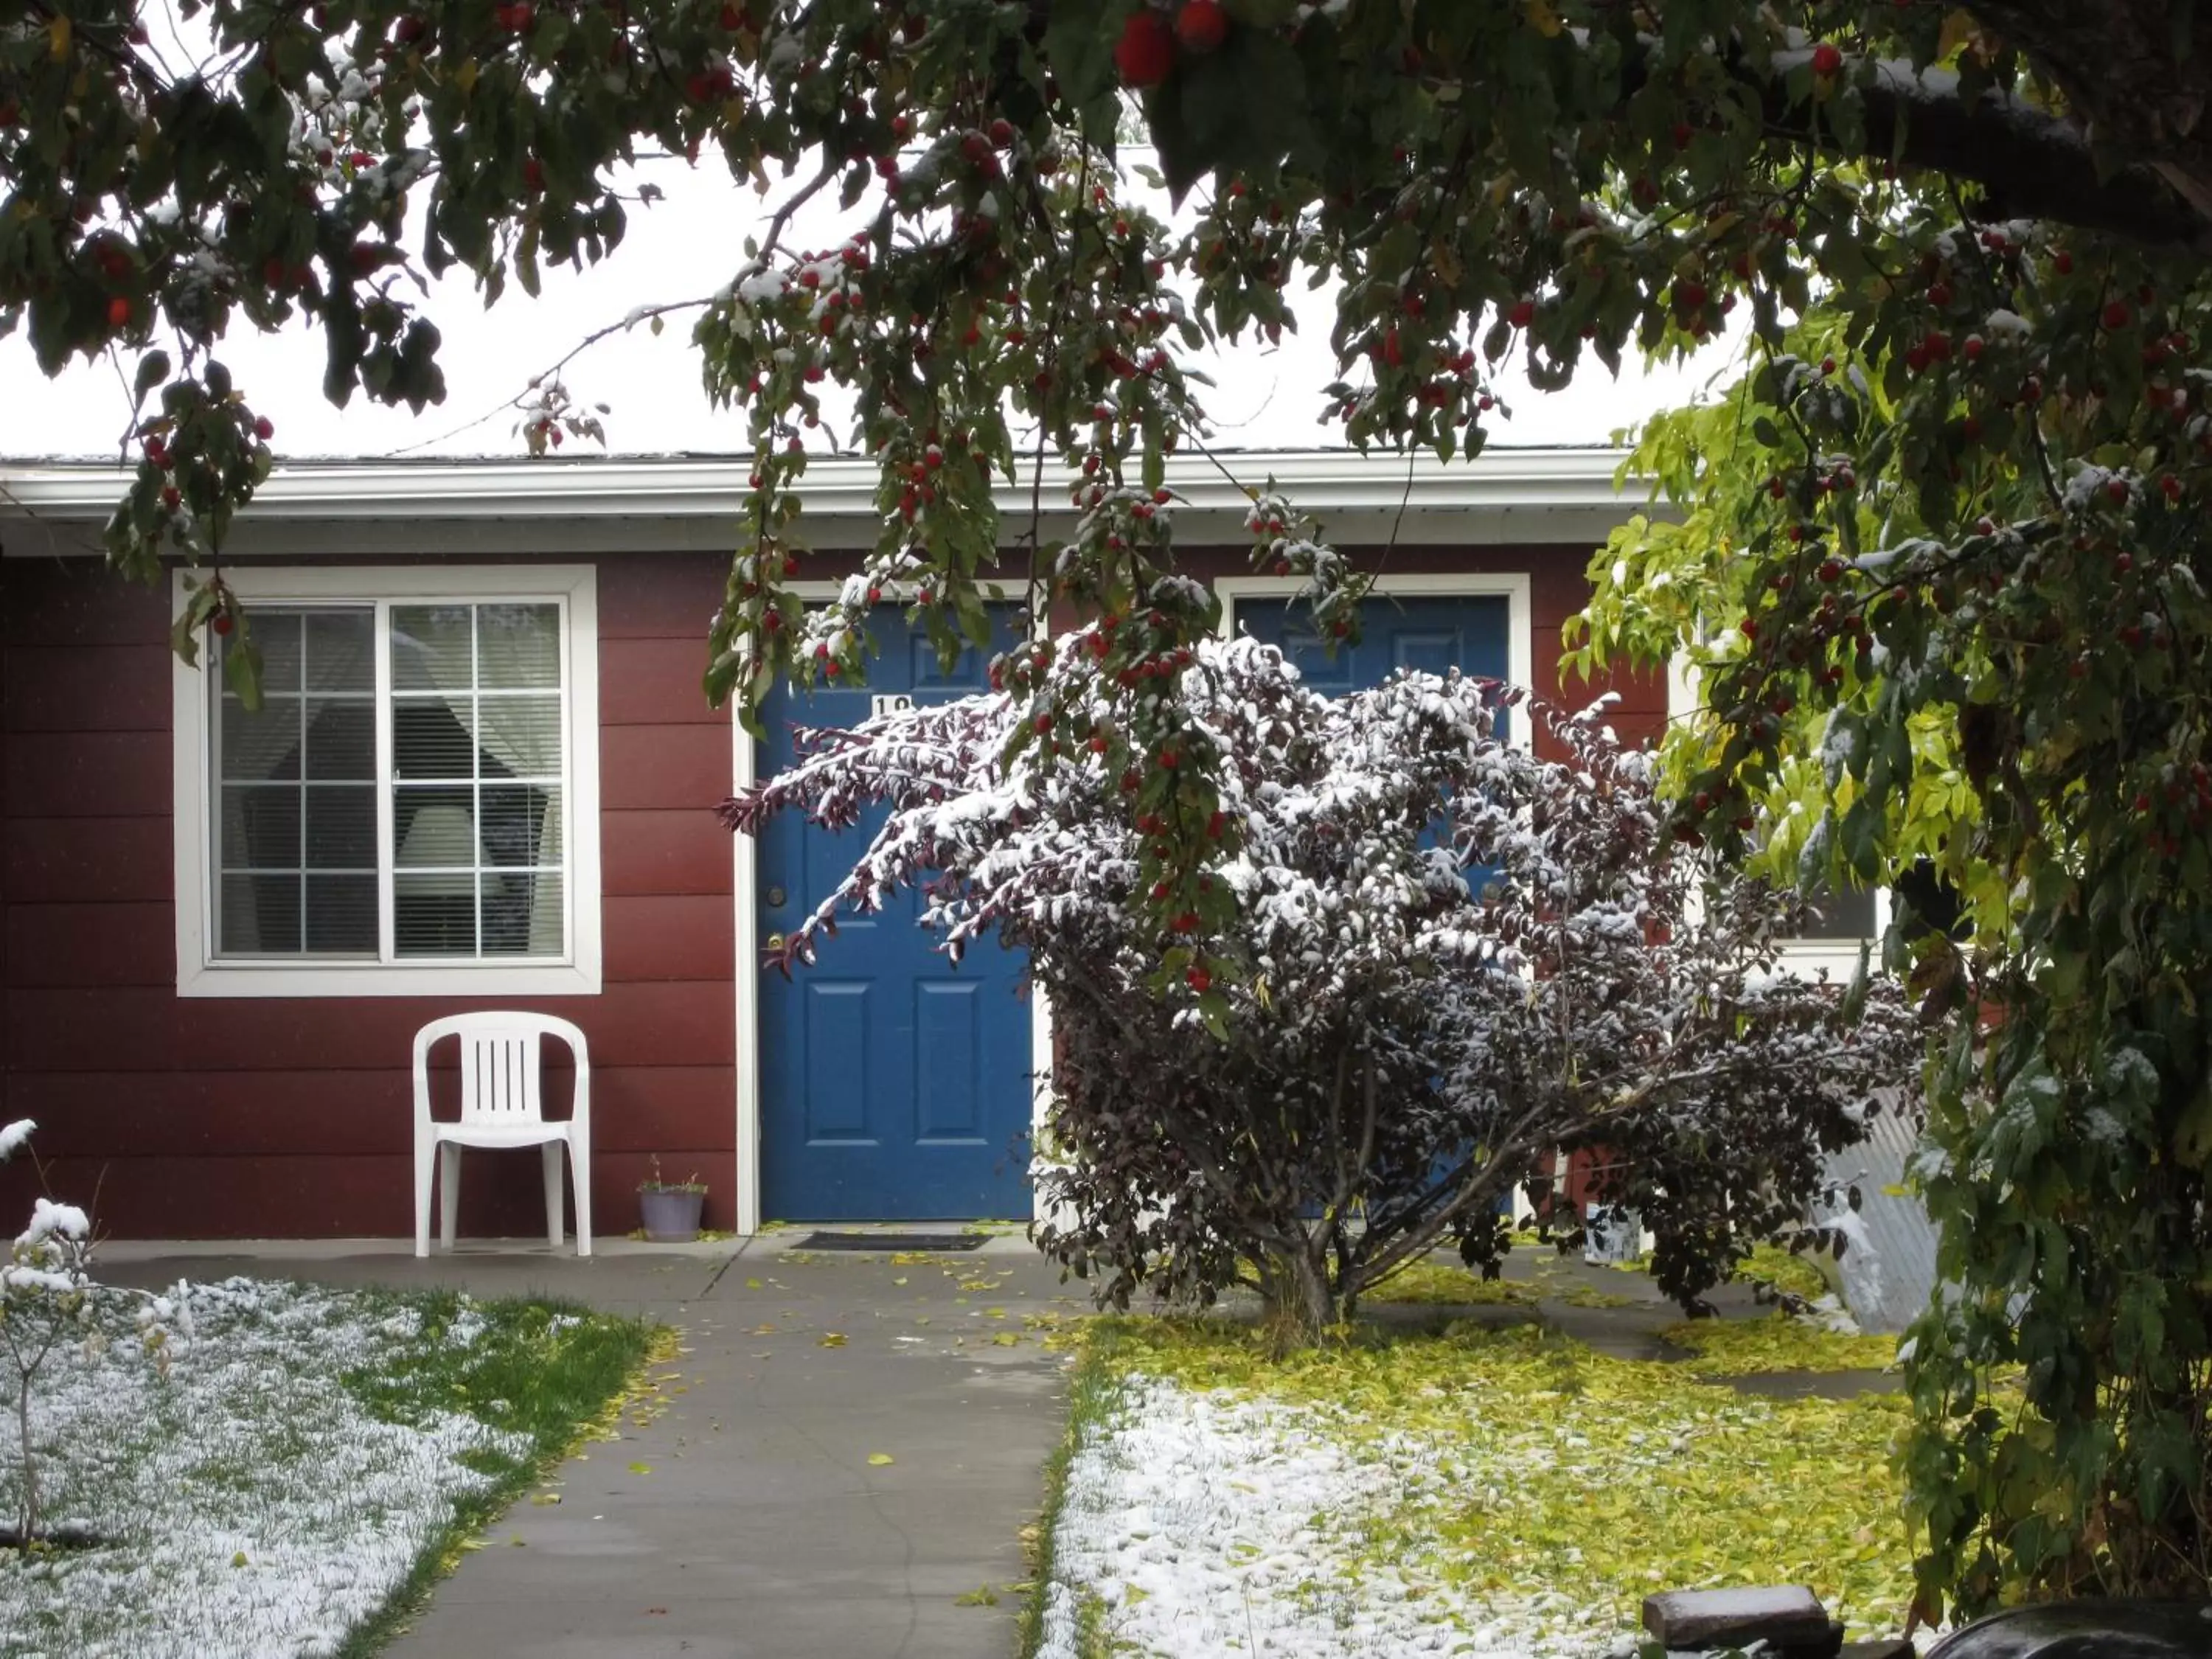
[796,1230,990,1252]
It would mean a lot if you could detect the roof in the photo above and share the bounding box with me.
[0,445,1650,557]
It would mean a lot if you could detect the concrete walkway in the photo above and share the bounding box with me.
[102,1233,1082,1659]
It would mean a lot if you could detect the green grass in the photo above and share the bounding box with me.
[332,1290,655,1659]
[1018,1326,1125,1659]
[1739,1242,1838,1301]
[1058,1312,1918,1644]
[1658,1312,1900,1375]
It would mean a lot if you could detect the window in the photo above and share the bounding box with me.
[176,567,600,997]
[1795,883,1879,943]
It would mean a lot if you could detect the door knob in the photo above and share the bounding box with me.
[765,932,787,953]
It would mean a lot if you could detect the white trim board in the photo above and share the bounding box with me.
[170,563,603,998]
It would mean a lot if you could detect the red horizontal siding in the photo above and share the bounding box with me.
[4,643,171,732]
[3,816,173,901]
[0,552,743,1241]
[602,808,733,897]
[0,1062,735,1161]
[599,639,726,726]
[0,1148,740,1239]
[600,723,731,812]
[597,553,724,639]
[6,902,173,987]
[604,894,734,982]
[0,561,167,647]
[4,731,172,818]
[7,978,735,1073]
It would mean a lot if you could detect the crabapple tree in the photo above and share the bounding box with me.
[721,630,1921,1341]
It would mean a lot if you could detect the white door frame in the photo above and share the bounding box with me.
[729,585,1053,1231]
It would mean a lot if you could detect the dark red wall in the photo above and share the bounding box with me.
[0,535,1647,1240]
[0,552,740,1239]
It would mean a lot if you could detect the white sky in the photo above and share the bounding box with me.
[0,147,1742,463]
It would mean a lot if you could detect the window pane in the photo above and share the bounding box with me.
[304,611,374,692]
[303,875,378,954]
[479,785,559,869]
[305,785,376,869]
[477,604,560,689]
[476,695,561,779]
[1798,884,1877,941]
[394,872,478,956]
[220,697,303,782]
[391,606,473,691]
[246,612,304,694]
[303,698,373,781]
[220,785,302,871]
[394,787,474,868]
[219,873,300,953]
[392,698,477,780]
[481,871,563,956]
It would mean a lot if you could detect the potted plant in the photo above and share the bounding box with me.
[636,1158,707,1242]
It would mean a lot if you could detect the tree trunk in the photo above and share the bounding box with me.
[15,1375,35,1554]
[1256,1245,1343,1348]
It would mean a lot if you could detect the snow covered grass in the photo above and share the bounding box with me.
[0,1276,652,1659]
[1029,1315,1913,1659]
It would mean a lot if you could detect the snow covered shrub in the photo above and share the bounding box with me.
[0,1119,187,1547]
[723,626,1921,1339]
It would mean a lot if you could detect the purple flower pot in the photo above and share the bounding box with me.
[639,1188,705,1242]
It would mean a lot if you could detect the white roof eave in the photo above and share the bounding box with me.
[0,445,1658,556]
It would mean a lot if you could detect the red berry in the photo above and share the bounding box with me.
[1820,356,1836,375]
[1739,616,1759,639]
[1507,299,1534,329]
[1113,9,1175,87]
[2107,477,2132,507]
[1810,41,1842,76]
[160,486,181,509]
[1186,965,1212,992]
[1175,0,1228,55]
[1926,279,1952,308]
[253,415,275,441]
[988,117,1015,149]
[1034,714,1053,735]
[212,612,234,636]
[2053,250,2074,275]
[106,296,132,328]
[2103,299,2132,330]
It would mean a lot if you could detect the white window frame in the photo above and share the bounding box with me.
[173,564,602,998]
[1666,651,1885,976]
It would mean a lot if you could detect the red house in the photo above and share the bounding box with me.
[0,447,1669,1240]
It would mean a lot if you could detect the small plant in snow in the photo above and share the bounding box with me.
[723,629,1923,1340]
[0,1119,188,1551]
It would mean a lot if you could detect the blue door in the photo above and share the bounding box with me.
[1236,591,1513,728]
[757,609,1034,1220]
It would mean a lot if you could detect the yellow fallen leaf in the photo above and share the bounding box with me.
[627,1461,653,1475]
[992,1332,1020,1347]
[818,1332,848,1347]
[867,1452,895,1466]
[529,1492,563,1506]
[745,1278,764,1289]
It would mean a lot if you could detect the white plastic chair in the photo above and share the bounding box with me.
[413,1012,592,1257]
